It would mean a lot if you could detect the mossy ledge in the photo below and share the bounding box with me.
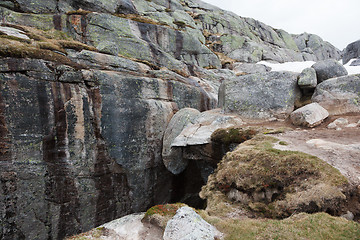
[0,24,97,69]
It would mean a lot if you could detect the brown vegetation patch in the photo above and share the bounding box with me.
[201,134,349,219]
[0,24,97,69]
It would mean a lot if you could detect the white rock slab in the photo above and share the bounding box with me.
[290,103,329,127]
[163,206,223,240]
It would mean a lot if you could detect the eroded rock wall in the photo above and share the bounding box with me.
[0,56,214,239]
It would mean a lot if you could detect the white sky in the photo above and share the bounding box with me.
[202,0,359,50]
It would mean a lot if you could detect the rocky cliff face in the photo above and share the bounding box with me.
[0,0,343,239]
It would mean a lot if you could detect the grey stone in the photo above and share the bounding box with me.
[232,63,271,74]
[163,206,222,240]
[333,118,349,126]
[340,211,354,221]
[312,59,348,83]
[6,0,58,13]
[67,50,149,73]
[85,12,220,71]
[290,103,329,127]
[293,33,341,61]
[298,67,317,89]
[312,74,360,115]
[162,108,201,175]
[219,71,301,119]
[343,40,360,64]
[350,58,360,66]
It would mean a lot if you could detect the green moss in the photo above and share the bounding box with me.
[204,212,360,240]
[144,203,185,217]
[278,141,288,146]
[211,127,258,145]
[142,203,187,230]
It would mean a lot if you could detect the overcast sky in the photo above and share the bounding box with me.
[202,0,359,50]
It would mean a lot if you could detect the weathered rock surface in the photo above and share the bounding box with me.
[0,0,348,239]
[290,103,329,127]
[298,67,317,89]
[0,55,215,239]
[219,71,301,119]
[312,59,348,83]
[312,74,360,115]
[293,33,342,61]
[0,0,340,66]
[163,206,222,240]
[343,40,360,65]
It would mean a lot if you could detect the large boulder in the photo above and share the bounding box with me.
[162,109,244,174]
[219,71,301,119]
[343,40,360,65]
[290,103,329,127]
[311,59,348,83]
[163,206,222,240]
[171,110,244,147]
[312,74,360,115]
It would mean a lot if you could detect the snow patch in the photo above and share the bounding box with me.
[258,59,360,75]
[257,61,315,73]
[343,59,360,75]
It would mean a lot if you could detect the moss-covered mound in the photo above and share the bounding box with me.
[200,134,349,219]
[142,203,186,230]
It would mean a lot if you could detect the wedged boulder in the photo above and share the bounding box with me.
[297,67,317,89]
[290,103,329,127]
[162,109,244,174]
[171,110,244,147]
[219,71,301,119]
[312,74,360,115]
[343,40,360,65]
[311,59,348,83]
[163,206,222,240]
[162,108,201,175]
